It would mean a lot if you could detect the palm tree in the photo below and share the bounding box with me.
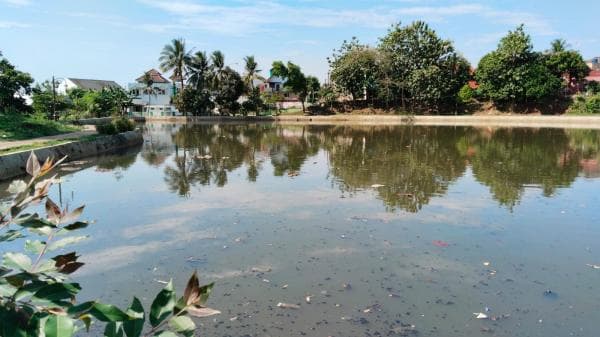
[550,39,568,53]
[243,55,262,90]
[159,38,191,93]
[210,50,226,89]
[187,51,210,90]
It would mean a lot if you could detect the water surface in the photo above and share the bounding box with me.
[3,123,600,337]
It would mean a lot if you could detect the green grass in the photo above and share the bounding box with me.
[0,113,80,141]
[0,135,100,155]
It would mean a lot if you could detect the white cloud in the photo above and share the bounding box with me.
[0,21,30,28]
[2,0,31,6]
[136,1,554,37]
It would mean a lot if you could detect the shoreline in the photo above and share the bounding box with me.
[0,131,143,181]
[137,114,600,129]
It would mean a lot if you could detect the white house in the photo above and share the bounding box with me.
[57,78,121,95]
[128,69,181,117]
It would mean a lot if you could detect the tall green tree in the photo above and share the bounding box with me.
[271,61,309,114]
[187,51,210,90]
[31,81,70,118]
[159,38,191,94]
[545,39,589,90]
[328,38,380,102]
[378,21,470,112]
[475,25,561,107]
[243,55,263,91]
[0,53,34,113]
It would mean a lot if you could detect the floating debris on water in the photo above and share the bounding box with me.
[250,266,272,273]
[342,283,352,290]
[282,284,288,289]
[153,279,169,285]
[432,240,449,247]
[473,312,488,319]
[543,289,558,299]
[483,261,491,266]
[196,155,212,160]
[277,302,300,309]
[305,295,312,303]
[371,184,385,188]
[585,264,600,269]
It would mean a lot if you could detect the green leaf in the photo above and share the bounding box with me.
[79,314,93,332]
[0,230,23,242]
[44,315,75,337]
[16,214,56,229]
[149,280,176,327]
[90,303,130,322]
[103,322,124,337]
[67,301,96,316]
[123,297,145,337]
[168,316,195,333]
[48,236,88,251]
[33,282,81,302]
[197,282,214,305]
[63,221,89,231]
[0,282,18,297]
[2,252,32,271]
[25,240,45,254]
[13,281,45,301]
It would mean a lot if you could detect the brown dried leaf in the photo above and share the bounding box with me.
[186,306,220,318]
[45,198,62,223]
[183,271,201,306]
[26,152,40,177]
[61,206,85,224]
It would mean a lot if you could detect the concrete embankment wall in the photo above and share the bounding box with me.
[0,131,143,181]
[72,117,113,125]
[141,115,600,129]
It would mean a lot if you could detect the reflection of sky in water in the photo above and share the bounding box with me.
[2,124,600,337]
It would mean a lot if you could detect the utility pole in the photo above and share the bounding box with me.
[52,76,57,120]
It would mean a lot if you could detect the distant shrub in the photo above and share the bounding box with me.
[458,84,474,104]
[114,117,135,133]
[587,81,600,95]
[96,122,117,135]
[567,94,600,114]
[96,118,135,135]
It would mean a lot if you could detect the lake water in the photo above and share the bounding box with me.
[3,123,600,337]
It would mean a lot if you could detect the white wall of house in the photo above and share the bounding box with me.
[56,79,79,95]
[128,82,175,106]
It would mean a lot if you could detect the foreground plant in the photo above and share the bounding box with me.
[0,152,219,337]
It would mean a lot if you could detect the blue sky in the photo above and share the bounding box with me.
[1,0,598,86]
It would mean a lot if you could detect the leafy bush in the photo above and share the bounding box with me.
[114,117,135,133]
[96,122,117,135]
[457,84,474,104]
[567,94,600,114]
[96,118,135,135]
[0,152,219,336]
[588,81,600,95]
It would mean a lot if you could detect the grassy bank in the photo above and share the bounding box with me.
[0,134,99,155]
[0,113,80,140]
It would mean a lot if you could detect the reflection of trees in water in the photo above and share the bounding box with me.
[162,124,321,196]
[469,128,581,209]
[322,126,467,212]
[155,123,600,209]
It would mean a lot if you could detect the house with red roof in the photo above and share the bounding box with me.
[128,69,182,117]
[586,70,600,83]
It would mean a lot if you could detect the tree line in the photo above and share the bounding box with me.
[158,38,320,116]
[328,22,596,114]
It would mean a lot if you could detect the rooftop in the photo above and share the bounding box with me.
[67,78,121,91]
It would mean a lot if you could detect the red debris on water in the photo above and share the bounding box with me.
[432,240,449,247]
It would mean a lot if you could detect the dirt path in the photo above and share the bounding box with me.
[0,126,97,151]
